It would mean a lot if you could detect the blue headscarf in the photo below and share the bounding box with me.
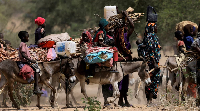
[93,18,109,41]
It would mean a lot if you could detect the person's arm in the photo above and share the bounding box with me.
[98,33,110,47]
[99,39,109,47]
[179,46,185,53]
[192,46,200,55]
[122,11,134,38]
[20,43,36,63]
[21,52,36,63]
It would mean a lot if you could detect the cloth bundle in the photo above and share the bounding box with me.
[84,47,113,64]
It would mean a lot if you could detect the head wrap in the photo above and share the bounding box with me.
[93,18,109,41]
[145,23,156,33]
[80,31,92,46]
[35,17,45,26]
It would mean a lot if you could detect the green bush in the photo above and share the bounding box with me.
[12,82,34,107]
[82,97,101,111]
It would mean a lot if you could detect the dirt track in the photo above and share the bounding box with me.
[0,48,199,111]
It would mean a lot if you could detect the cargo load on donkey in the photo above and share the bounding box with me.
[79,18,119,80]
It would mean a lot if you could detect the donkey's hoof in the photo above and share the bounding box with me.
[66,104,73,108]
[36,105,43,109]
[1,104,9,108]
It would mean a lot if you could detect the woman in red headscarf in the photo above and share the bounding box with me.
[80,31,93,47]
[35,17,46,45]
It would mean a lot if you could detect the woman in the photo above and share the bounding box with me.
[143,23,161,106]
[35,17,46,45]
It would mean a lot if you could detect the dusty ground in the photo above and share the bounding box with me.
[0,48,199,111]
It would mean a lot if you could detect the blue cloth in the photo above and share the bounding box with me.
[41,90,48,97]
[84,51,113,64]
[183,36,194,50]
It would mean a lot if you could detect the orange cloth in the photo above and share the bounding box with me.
[188,82,197,98]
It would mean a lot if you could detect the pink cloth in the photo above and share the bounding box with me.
[19,42,31,62]
[111,47,118,62]
[178,40,185,46]
[19,64,34,80]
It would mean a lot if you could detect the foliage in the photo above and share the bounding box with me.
[82,97,101,111]
[127,88,134,101]
[1,0,200,48]
[12,82,34,107]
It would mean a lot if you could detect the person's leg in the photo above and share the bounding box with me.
[33,72,43,94]
[118,91,124,106]
[196,60,200,106]
[102,84,113,106]
[32,65,43,94]
[121,75,132,107]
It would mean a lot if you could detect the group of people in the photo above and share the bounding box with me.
[79,8,162,107]
[6,6,162,108]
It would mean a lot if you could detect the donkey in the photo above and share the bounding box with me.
[0,59,76,109]
[72,58,151,104]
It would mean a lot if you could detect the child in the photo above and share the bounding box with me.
[18,31,43,94]
[35,17,46,45]
[136,39,146,58]
[175,31,186,54]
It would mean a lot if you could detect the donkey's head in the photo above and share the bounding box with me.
[138,61,151,85]
[63,58,76,83]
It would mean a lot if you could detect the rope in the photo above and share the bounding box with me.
[118,52,126,61]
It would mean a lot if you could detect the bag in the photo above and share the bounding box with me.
[47,48,57,61]
[38,41,55,48]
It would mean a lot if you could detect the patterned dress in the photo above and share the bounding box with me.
[142,33,161,99]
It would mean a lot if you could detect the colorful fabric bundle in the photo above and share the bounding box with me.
[84,47,113,64]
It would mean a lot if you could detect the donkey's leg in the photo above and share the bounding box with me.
[50,77,57,108]
[36,83,43,109]
[109,82,120,103]
[2,87,8,108]
[44,80,56,108]
[66,79,80,107]
[80,76,88,98]
[7,82,20,109]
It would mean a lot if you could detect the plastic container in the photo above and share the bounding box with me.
[104,6,117,21]
[55,41,77,57]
